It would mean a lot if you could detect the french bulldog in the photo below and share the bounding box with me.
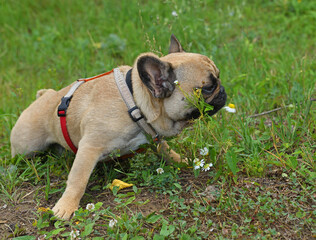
[10,35,227,219]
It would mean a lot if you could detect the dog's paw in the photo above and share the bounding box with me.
[52,197,79,220]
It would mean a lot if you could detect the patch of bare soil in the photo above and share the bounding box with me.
[0,171,314,239]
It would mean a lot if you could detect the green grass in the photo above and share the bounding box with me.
[0,0,315,239]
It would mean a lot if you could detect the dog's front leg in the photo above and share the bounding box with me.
[52,143,104,220]
[158,140,188,164]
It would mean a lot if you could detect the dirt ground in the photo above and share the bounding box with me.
[0,170,314,239]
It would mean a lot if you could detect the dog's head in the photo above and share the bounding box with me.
[135,35,227,128]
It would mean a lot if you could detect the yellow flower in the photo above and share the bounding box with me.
[92,42,102,49]
[193,88,202,98]
[38,207,50,212]
[109,179,133,191]
[228,103,235,109]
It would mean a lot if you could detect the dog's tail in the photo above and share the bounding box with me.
[36,89,51,99]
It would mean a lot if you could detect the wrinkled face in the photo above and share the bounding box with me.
[136,35,227,124]
[160,53,227,122]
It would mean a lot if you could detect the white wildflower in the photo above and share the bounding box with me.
[193,158,205,170]
[86,203,95,211]
[156,168,164,174]
[223,103,236,113]
[37,234,46,240]
[202,163,213,172]
[109,219,118,228]
[174,80,179,85]
[70,230,80,239]
[172,11,178,17]
[199,147,209,156]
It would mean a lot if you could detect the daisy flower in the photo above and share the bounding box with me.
[86,203,95,211]
[223,103,236,113]
[202,163,213,171]
[156,168,164,174]
[193,158,205,170]
[199,147,209,156]
[70,230,80,239]
[172,11,178,17]
[109,219,118,228]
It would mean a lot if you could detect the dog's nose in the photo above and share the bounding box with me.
[207,85,227,114]
[219,86,226,94]
[217,86,227,104]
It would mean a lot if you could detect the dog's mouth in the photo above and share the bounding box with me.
[185,85,227,120]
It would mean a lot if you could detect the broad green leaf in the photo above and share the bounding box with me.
[81,222,94,237]
[226,149,239,175]
[160,223,175,237]
[12,236,36,240]
[153,234,165,240]
[146,214,162,223]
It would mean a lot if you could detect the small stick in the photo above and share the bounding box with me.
[248,98,315,118]
[248,106,290,118]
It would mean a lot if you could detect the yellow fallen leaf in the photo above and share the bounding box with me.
[38,207,50,212]
[109,179,133,191]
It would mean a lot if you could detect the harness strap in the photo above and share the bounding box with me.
[59,114,78,153]
[57,68,159,155]
[57,81,85,153]
[125,69,133,94]
[57,70,114,153]
[78,69,114,82]
[113,68,160,143]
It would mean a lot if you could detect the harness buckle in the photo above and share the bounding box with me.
[128,106,144,122]
[153,134,160,143]
[57,96,72,117]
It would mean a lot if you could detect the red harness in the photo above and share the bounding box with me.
[57,69,157,159]
[57,70,114,154]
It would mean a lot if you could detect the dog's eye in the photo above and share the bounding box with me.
[201,74,218,95]
[201,84,216,95]
[210,74,218,86]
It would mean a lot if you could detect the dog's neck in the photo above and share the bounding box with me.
[131,69,162,123]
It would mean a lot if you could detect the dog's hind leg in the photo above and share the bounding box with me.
[10,89,57,157]
[36,89,52,99]
[11,123,50,157]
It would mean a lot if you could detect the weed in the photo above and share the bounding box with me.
[0,0,315,239]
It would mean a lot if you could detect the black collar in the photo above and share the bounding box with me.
[125,69,133,95]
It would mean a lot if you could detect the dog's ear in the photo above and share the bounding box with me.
[169,34,184,53]
[137,55,176,98]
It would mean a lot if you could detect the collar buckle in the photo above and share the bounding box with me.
[128,106,144,122]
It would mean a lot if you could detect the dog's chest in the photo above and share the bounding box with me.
[98,131,148,161]
[123,132,148,153]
